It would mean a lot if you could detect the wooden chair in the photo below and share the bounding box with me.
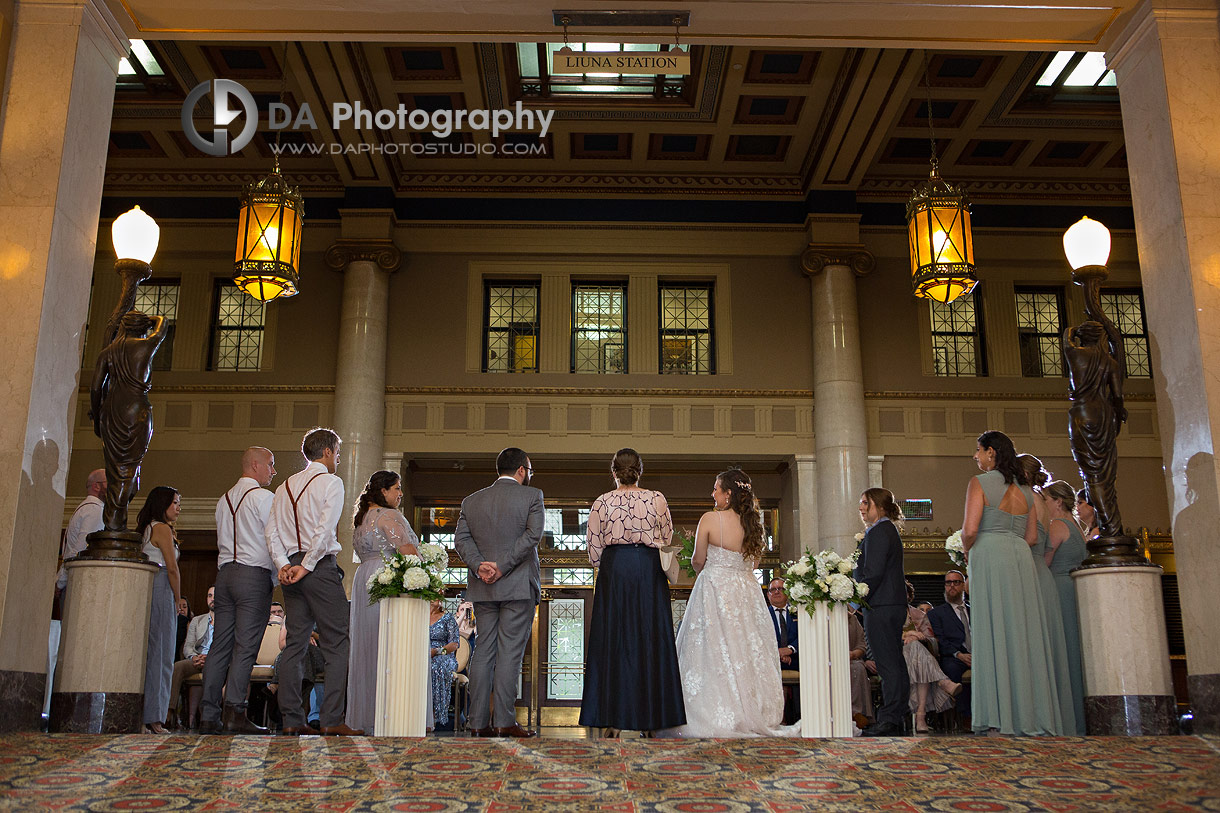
[450,637,472,731]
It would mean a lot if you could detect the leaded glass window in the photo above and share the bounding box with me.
[134,280,180,371]
[543,508,587,550]
[209,282,265,371]
[659,284,714,374]
[572,284,626,374]
[671,598,688,635]
[1100,289,1152,378]
[484,282,539,373]
[441,566,468,585]
[1015,287,1065,377]
[550,568,594,586]
[930,289,986,376]
[547,598,585,699]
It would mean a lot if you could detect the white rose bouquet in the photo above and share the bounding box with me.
[945,530,966,569]
[781,547,870,610]
[366,546,447,605]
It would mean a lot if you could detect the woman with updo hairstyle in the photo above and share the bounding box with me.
[346,470,421,735]
[1016,454,1078,734]
[580,449,685,737]
[1042,479,1088,731]
[1075,488,1100,540]
[963,431,1069,735]
[664,469,797,737]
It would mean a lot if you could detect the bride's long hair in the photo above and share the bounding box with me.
[718,468,765,562]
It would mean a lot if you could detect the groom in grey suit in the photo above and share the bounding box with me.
[454,447,544,738]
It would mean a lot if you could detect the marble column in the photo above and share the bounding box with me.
[0,0,127,732]
[1108,0,1220,733]
[800,245,876,557]
[789,454,818,557]
[324,238,402,589]
[1074,566,1176,734]
[50,560,157,733]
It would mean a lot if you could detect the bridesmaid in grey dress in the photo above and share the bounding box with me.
[345,470,420,734]
[962,431,1066,736]
[1043,479,1089,733]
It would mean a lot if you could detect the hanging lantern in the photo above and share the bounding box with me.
[907,169,977,303]
[233,165,304,301]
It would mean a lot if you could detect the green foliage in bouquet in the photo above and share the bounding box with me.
[366,542,448,605]
[673,528,697,579]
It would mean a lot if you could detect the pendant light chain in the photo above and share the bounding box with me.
[922,49,939,176]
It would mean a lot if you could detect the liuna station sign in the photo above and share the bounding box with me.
[551,46,692,75]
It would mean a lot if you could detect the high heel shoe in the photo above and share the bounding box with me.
[914,712,928,735]
[601,727,621,738]
[145,723,170,735]
[940,679,963,698]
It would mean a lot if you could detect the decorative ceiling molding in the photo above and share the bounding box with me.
[393,172,804,195]
[856,177,1131,203]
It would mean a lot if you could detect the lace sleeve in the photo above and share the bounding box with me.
[587,496,606,566]
[653,491,674,548]
[444,614,459,646]
[378,509,420,555]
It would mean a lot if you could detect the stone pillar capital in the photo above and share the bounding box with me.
[324,240,402,273]
[800,244,875,278]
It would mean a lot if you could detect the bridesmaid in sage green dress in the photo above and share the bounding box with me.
[1043,479,1089,734]
[1017,455,1080,735]
[962,432,1066,736]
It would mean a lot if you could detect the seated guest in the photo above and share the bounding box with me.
[902,581,961,734]
[429,598,461,730]
[927,570,971,721]
[169,586,215,729]
[269,602,285,625]
[766,578,800,725]
[848,606,874,728]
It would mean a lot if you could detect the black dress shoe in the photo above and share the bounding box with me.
[862,721,905,737]
[197,720,223,735]
[471,727,496,737]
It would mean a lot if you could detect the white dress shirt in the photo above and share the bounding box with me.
[58,495,104,589]
[265,461,345,573]
[215,477,275,570]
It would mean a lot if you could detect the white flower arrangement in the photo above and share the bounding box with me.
[366,546,446,605]
[945,530,966,568]
[781,547,870,610]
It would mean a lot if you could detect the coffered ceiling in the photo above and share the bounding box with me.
[104,40,1128,209]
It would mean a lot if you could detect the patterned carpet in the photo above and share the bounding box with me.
[1,732,1218,811]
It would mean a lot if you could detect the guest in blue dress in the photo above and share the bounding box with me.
[963,431,1067,736]
[429,599,460,727]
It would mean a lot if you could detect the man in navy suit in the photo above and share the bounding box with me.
[927,570,971,718]
[766,578,800,724]
[766,578,799,669]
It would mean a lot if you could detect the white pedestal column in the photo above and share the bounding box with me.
[1073,566,1175,735]
[1107,1,1220,734]
[800,246,875,557]
[0,0,127,732]
[325,240,401,587]
[50,559,158,733]
[797,602,853,737]
[375,596,430,737]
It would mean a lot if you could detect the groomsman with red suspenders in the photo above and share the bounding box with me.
[266,428,362,736]
[199,447,277,734]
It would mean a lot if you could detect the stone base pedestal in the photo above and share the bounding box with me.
[50,559,157,733]
[375,596,430,737]
[1073,564,1176,735]
[0,669,47,733]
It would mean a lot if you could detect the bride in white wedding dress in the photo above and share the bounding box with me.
[664,469,800,738]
